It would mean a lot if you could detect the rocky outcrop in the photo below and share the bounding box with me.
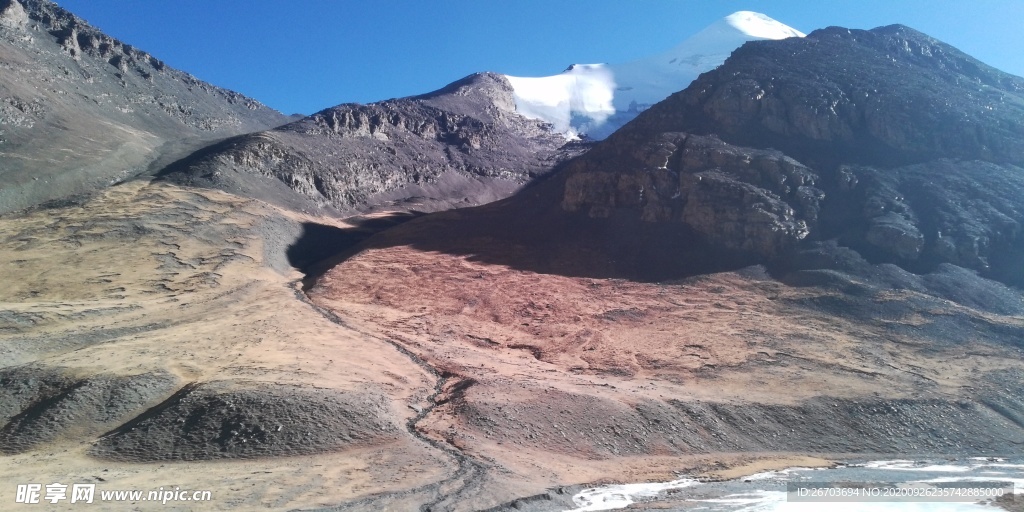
[0,0,28,29]
[561,24,1024,285]
[162,73,586,215]
[563,133,822,257]
[842,160,1024,280]
[0,0,287,213]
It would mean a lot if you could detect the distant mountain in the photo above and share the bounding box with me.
[161,73,586,215]
[505,11,804,139]
[158,12,805,216]
[0,0,288,213]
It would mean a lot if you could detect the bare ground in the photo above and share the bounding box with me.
[308,211,1024,509]
[2,180,1023,510]
[0,181,446,510]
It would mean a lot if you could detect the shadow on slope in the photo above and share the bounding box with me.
[301,163,1024,348]
[286,212,426,287]
[313,169,771,282]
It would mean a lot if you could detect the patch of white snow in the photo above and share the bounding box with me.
[504,11,804,139]
[564,478,699,511]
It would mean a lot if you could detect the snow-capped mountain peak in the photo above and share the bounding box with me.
[720,11,805,39]
[504,11,804,139]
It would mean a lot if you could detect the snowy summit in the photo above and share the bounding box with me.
[504,11,804,139]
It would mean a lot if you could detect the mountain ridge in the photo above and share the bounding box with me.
[156,11,811,216]
[160,72,587,215]
[0,0,288,213]
[4,4,1024,510]
[628,23,1024,167]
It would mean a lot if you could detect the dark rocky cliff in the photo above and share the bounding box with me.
[0,0,288,213]
[562,24,1024,285]
[162,73,586,215]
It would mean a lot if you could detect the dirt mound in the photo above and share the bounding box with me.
[90,382,400,461]
[0,366,178,454]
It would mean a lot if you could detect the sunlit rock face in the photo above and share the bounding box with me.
[161,73,587,215]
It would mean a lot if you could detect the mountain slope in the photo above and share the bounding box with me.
[0,0,288,213]
[630,24,1024,166]
[565,24,1024,285]
[161,72,586,215]
[4,9,1024,509]
[505,11,805,139]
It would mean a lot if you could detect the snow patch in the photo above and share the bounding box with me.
[504,11,804,140]
[564,459,1022,511]
[565,478,699,511]
[860,461,975,472]
[505,64,615,138]
[740,466,820,481]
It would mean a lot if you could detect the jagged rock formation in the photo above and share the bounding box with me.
[0,0,287,213]
[162,73,586,215]
[562,24,1024,285]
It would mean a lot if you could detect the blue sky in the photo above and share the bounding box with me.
[55,0,1024,115]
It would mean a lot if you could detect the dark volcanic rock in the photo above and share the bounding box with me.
[161,73,586,215]
[0,0,287,213]
[560,24,1024,285]
[90,382,399,461]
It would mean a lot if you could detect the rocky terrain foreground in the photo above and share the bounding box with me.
[0,181,453,509]
[3,2,1024,512]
